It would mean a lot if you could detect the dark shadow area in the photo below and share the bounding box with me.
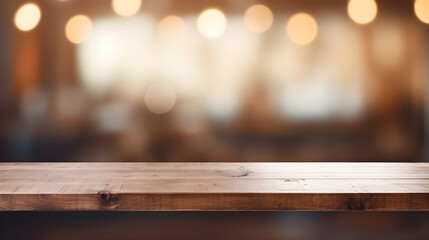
[1,212,429,240]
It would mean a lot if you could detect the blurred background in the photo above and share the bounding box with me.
[1,0,428,162]
[1,1,429,240]
[0,212,428,240]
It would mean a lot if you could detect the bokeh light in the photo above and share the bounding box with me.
[415,0,429,24]
[347,0,377,24]
[65,15,93,44]
[14,3,41,32]
[286,13,318,45]
[244,4,273,33]
[157,15,186,42]
[144,82,177,114]
[112,0,141,17]
[197,9,227,38]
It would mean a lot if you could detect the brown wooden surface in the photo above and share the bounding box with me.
[0,162,429,211]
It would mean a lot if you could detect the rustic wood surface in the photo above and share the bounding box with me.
[0,162,428,211]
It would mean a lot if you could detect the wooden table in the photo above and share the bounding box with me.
[0,163,428,211]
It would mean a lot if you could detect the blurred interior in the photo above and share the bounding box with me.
[1,1,429,240]
[1,0,429,162]
[1,212,429,240]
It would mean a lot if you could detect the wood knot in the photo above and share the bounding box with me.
[98,191,118,203]
[283,179,305,182]
[234,170,251,177]
[347,197,368,210]
[217,166,253,178]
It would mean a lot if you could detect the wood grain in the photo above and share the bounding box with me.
[0,163,428,211]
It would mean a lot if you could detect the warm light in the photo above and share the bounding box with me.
[347,0,377,24]
[197,9,227,38]
[244,4,273,33]
[157,15,186,42]
[14,3,41,31]
[372,22,404,70]
[65,15,92,44]
[144,82,177,114]
[415,0,429,24]
[286,13,318,45]
[112,0,141,17]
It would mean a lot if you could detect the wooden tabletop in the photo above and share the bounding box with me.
[1,162,428,211]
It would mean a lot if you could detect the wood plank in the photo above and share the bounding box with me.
[0,163,428,211]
